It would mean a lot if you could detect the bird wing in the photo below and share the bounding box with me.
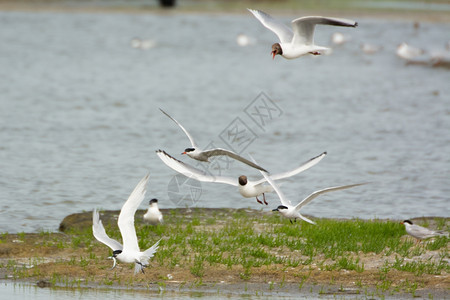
[257,169,292,207]
[160,108,197,148]
[253,152,327,186]
[291,16,357,46]
[294,183,367,211]
[409,224,440,239]
[92,209,123,251]
[248,9,293,43]
[142,238,161,259]
[156,150,238,186]
[118,174,150,254]
[202,148,268,172]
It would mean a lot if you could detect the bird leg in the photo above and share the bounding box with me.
[262,193,268,205]
[310,51,321,56]
[136,261,147,274]
[290,219,293,224]
[256,196,263,205]
[108,256,117,270]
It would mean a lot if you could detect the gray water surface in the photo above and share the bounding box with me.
[0,11,449,233]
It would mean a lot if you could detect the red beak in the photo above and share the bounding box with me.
[181,152,186,155]
[271,51,276,59]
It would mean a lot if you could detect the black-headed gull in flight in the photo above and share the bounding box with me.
[159,108,267,172]
[401,220,448,241]
[258,168,366,224]
[156,149,326,205]
[143,198,163,225]
[92,174,161,274]
[247,8,358,59]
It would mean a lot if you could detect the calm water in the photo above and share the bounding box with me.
[0,11,449,233]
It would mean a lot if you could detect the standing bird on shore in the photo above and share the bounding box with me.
[159,109,267,172]
[143,198,163,225]
[92,174,161,274]
[247,8,358,59]
[400,220,448,241]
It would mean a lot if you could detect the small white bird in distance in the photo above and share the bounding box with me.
[396,42,425,61]
[400,220,448,241]
[257,167,366,224]
[156,149,327,205]
[247,8,357,59]
[92,174,161,274]
[143,198,163,225]
[159,108,267,172]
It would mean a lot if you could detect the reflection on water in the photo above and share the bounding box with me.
[0,11,449,233]
[0,281,206,300]
[0,281,311,299]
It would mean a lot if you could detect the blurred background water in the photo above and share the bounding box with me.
[0,9,449,233]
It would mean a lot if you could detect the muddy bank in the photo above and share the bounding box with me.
[0,208,448,298]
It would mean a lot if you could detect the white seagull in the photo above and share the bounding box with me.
[159,108,267,172]
[247,8,358,59]
[143,198,163,225]
[156,149,327,205]
[396,42,425,61]
[92,174,161,274]
[259,169,366,224]
[401,220,448,241]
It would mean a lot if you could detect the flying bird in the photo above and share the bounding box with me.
[259,168,366,224]
[156,149,326,205]
[143,198,163,225]
[401,220,448,241]
[159,108,267,172]
[247,8,357,59]
[92,174,161,274]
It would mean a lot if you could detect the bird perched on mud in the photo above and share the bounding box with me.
[400,220,448,241]
[143,198,163,225]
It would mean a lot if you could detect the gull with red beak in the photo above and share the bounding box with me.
[160,108,267,172]
[248,9,357,60]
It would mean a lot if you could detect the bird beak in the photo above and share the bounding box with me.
[271,51,276,59]
[400,221,404,225]
[272,208,279,211]
[108,256,117,270]
[181,152,186,155]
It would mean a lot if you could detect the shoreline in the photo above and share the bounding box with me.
[0,208,448,298]
[0,0,449,22]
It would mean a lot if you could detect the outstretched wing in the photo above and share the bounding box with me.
[156,150,238,186]
[253,152,327,185]
[92,209,123,251]
[257,169,292,207]
[160,108,198,148]
[248,9,294,43]
[291,16,357,46]
[118,174,150,254]
[295,183,367,211]
[202,148,267,172]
